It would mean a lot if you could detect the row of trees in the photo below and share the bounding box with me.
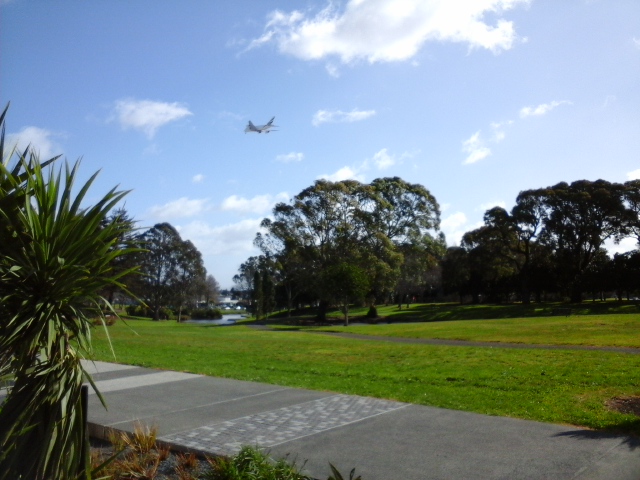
[236,178,640,316]
[446,179,640,303]
[235,177,446,323]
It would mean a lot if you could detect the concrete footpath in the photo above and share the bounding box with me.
[83,360,640,480]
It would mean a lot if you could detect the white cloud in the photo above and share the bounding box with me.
[633,37,640,49]
[220,193,289,215]
[440,211,469,246]
[325,63,341,77]
[276,152,304,163]
[489,120,512,142]
[249,0,529,65]
[178,218,264,256]
[317,165,366,182]
[462,131,491,165]
[519,100,571,118]
[113,99,192,138]
[148,197,210,220]
[627,169,640,181]
[371,148,415,170]
[7,126,61,160]
[605,236,638,257]
[192,174,205,183]
[312,108,376,126]
[372,148,396,170]
[440,211,485,246]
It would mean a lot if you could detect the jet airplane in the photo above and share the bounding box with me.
[245,116,277,134]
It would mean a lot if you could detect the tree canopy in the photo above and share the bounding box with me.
[246,177,444,319]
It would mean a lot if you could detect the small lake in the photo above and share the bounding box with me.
[184,314,246,326]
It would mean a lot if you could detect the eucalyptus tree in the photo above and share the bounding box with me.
[101,207,138,305]
[260,179,377,320]
[532,180,630,302]
[323,262,370,325]
[369,177,443,311]
[201,273,221,305]
[0,106,136,479]
[132,223,206,320]
[255,177,444,319]
[233,255,262,294]
[441,247,470,303]
[462,200,545,304]
[173,239,206,322]
[253,269,263,320]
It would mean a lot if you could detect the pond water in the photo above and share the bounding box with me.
[184,314,246,325]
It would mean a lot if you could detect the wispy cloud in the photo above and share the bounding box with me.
[192,174,205,183]
[519,100,571,118]
[312,109,376,126]
[220,193,289,215]
[148,197,210,220]
[462,131,491,165]
[7,126,62,160]
[371,148,414,170]
[633,37,640,49]
[276,152,304,163]
[248,0,530,65]
[463,99,568,165]
[112,99,192,138]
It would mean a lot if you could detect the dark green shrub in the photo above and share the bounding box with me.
[190,307,223,320]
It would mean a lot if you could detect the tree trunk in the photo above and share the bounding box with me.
[343,296,349,326]
[570,284,583,303]
[317,300,328,322]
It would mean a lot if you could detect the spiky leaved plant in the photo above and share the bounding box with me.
[0,104,137,479]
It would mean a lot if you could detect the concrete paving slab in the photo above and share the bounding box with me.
[81,361,640,480]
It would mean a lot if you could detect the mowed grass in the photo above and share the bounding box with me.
[91,319,640,435]
[282,300,640,324]
[314,313,640,348]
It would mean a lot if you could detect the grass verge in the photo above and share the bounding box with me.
[311,313,640,348]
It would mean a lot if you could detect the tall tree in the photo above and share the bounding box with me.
[533,180,629,302]
[262,270,276,319]
[132,223,206,320]
[201,274,221,306]
[101,207,138,305]
[173,239,206,322]
[323,262,370,325]
[256,177,443,320]
[252,269,263,320]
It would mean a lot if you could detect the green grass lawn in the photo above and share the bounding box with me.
[91,319,640,436]
[312,313,640,348]
[268,300,640,324]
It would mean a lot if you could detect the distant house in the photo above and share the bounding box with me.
[217,296,238,307]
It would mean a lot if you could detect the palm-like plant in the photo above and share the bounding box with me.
[0,104,137,479]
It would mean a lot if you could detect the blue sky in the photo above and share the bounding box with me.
[2,0,639,288]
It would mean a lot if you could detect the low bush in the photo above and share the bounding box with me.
[190,307,223,320]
